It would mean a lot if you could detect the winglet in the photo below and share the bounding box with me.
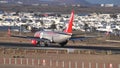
[64,10,74,34]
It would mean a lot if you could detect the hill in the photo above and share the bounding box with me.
[0,0,91,6]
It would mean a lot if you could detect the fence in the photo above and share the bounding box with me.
[0,58,119,68]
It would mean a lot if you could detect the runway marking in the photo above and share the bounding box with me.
[106,40,120,43]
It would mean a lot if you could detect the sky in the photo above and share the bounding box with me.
[85,0,120,5]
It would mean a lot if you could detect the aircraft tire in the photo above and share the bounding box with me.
[40,41,45,47]
[60,44,65,47]
[45,43,48,47]
[36,41,40,47]
[44,40,50,47]
[59,40,68,47]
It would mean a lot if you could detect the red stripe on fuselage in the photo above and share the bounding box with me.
[34,32,40,37]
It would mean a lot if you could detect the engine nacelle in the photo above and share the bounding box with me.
[31,39,37,46]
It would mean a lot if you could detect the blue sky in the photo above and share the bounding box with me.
[85,0,120,5]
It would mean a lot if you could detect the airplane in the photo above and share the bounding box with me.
[11,10,99,47]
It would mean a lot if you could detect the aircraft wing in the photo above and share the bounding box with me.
[69,35,101,41]
[11,35,45,41]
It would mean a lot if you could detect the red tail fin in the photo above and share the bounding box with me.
[64,10,74,34]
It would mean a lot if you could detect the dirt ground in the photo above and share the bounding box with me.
[0,54,120,68]
[0,64,34,68]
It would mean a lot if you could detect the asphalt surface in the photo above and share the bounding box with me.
[0,42,119,52]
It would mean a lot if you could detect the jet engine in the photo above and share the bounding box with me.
[31,39,37,46]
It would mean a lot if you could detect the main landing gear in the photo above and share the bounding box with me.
[36,41,49,47]
[59,40,68,47]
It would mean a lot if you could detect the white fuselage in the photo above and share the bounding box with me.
[34,31,71,43]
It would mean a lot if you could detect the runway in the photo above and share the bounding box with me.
[0,42,119,53]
